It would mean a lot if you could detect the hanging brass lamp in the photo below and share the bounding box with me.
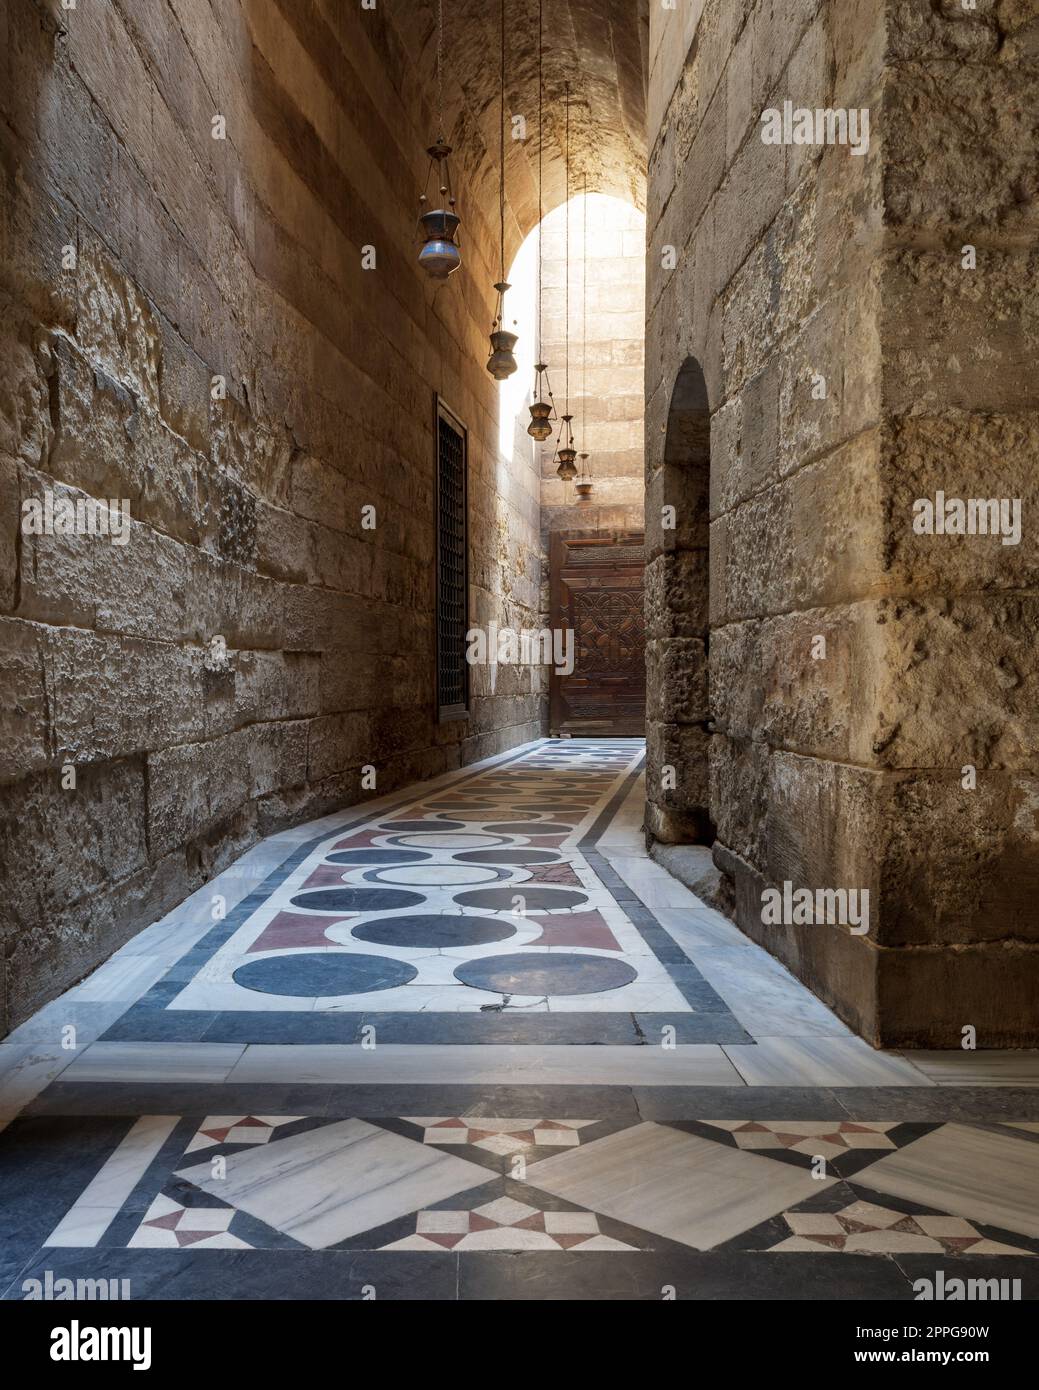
[554,83,576,484]
[527,0,554,435]
[417,142,460,280]
[417,2,460,281]
[486,0,517,378]
[575,453,593,502]
[556,414,578,481]
[574,181,594,502]
[527,361,555,439]
[487,282,518,379]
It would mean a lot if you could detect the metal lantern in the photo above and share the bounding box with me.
[418,142,461,281]
[486,282,518,380]
[487,3,517,380]
[555,414,578,481]
[527,362,555,439]
[575,453,593,502]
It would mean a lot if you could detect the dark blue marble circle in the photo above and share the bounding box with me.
[351,914,516,948]
[325,849,431,866]
[454,953,637,996]
[453,887,587,911]
[455,850,561,865]
[233,952,417,996]
[290,888,424,912]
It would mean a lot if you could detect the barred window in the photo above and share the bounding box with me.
[435,398,469,721]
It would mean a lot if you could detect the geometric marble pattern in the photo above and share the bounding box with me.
[108,741,741,1034]
[852,1123,1039,1239]
[765,1201,1034,1256]
[382,1197,638,1251]
[174,1119,488,1249]
[702,1120,900,1159]
[129,1195,250,1250]
[524,1121,834,1250]
[406,1117,597,1154]
[36,1113,1039,1262]
[184,1115,303,1152]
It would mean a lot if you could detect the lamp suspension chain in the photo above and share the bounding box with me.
[485,0,518,378]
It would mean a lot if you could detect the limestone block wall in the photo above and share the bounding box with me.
[646,0,1039,1045]
[0,0,541,1035]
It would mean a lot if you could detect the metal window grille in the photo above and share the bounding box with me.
[435,401,469,720]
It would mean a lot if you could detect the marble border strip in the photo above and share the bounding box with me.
[577,757,737,1018]
[24,1083,1039,1122]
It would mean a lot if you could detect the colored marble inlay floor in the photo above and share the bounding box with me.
[90,740,748,1046]
[0,1105,1035,1299]
[4,737,1039,1301]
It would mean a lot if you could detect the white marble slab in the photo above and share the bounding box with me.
[2,1001,129,1048]
[897,1052,1039,1087]
[64,1042,246,1084]
[723,1037,934,1087]
[0,1045,78,1122]
[855,1124,1039,1238]
[175,1118,488,1248]
[225,1042,745,1087]
[526,1120,831,1249]
[72,953,171,1003]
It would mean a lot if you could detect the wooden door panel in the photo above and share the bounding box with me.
[549,532,646,736]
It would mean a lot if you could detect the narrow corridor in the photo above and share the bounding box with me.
[1,742,1037,1300]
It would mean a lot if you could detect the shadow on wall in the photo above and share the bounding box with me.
[644,355,715,847]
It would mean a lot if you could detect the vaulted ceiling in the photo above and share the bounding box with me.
[394,0,649,255]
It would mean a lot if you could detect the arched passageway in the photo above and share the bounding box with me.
[645,356,713,845]
[1,0,1037,1323]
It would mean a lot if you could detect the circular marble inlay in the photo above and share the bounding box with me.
[290,888,424,912]
[379,819,465,832]
[392,832,508,850]
[351,914,516,949]
[233,952,417,997]
[455,850,561,865]
[325,849,431,866]
[453,886,588,911]
[362,864,504,886]
[454,953,637,996]
[483,823,573,836]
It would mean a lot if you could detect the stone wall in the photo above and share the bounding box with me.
[645,0,1039,1046]
[0,0,542,1035]
[538,194,647,540]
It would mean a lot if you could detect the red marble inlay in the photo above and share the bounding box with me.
[529,910,622,951]
[330,830,383,850]
[176,1228,222,1247]
[523,863,583,887]
[301,864,349,889]
[248,912,347,952]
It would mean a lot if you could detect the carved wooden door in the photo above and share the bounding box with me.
[549,531,646,736]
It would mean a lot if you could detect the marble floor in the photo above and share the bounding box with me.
[2,738,1038,1300]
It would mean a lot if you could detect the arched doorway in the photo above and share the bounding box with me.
[645,355,714,844]
[499,192,649,737]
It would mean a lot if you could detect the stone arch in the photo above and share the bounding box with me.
[645,355,714,846]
